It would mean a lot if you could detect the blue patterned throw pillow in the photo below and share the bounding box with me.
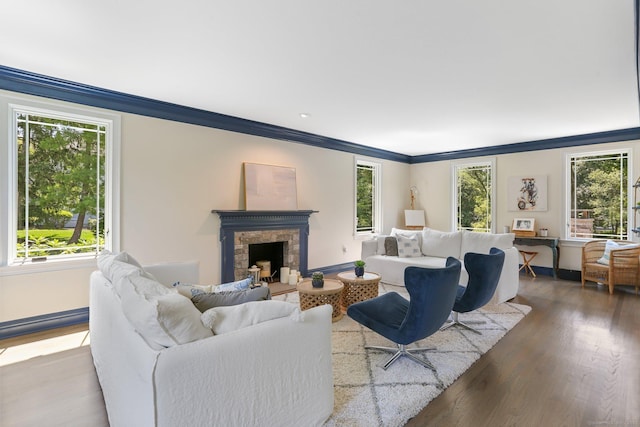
[213,277,252,293]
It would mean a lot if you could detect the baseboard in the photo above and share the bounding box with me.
[557,269,582,282]
[519,265,555,278]
[519,265,582,282]
[0,307,89,340]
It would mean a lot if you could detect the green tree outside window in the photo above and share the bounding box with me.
[16,113,106,259]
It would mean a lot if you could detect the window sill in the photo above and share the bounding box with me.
[0,256,98,277]
[354,232,377,241]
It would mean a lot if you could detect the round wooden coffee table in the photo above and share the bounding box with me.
[337,271,381,308]
[297,279,344,322]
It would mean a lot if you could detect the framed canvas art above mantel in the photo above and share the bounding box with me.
[243,162,297,210]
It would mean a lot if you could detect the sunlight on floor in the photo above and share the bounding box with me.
[0,331,90,366]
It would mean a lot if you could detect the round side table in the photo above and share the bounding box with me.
[337,271,381,308]
[297,279,344,322]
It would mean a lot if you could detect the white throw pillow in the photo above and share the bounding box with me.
[153,293,213,344]
[396,234,422,258]
[460,230,514,255]
[110,260,145,296]
[123,273,175,297]
[97,250,144,281]
[421,229,463,258]
[120,279,212,349]
[597,240,640,265]
[201,300,298,335]
[97,250,158,296]
[391,227,423,248]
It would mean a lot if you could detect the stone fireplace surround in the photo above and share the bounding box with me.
[213,210,316,283]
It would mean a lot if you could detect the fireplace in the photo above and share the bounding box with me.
[249,242,284,281]
[212,210,316,283]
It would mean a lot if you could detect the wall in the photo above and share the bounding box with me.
[1,88,637,324]
[410,140,640,272]
[0,90,410,323]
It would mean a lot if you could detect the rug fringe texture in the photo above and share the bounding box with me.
[275,283,531,427]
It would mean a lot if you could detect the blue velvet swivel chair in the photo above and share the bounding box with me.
[347,257,461,370]
[441,247,505,334]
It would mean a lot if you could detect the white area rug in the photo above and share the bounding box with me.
[275,283,531,427]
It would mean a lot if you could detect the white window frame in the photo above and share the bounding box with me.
[564,148,633,241]
[451,158,496,233]
[0,94,120,271]
[354,158,382,236]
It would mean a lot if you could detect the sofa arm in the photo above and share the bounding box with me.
[143,261,199,286]
[362,239,378,259]
[489,247,520,304]
[154,304,333,427]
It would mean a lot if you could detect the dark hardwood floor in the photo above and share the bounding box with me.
[0,275,638,426]
[408,275,640,427]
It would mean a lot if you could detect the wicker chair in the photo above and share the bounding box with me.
[581,240,640,294]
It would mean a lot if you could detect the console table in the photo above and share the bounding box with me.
[514,236,560,278]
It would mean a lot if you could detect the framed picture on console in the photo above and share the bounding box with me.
[512,218,536,236]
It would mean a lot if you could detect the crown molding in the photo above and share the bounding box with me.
[410,128,640,164]
[1,65,637,165]
[0,65,410,163]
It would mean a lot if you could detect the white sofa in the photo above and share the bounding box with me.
[362,228,519,304]
[90,253,334,427]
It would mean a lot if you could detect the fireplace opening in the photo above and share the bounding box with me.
[249,242,285,281]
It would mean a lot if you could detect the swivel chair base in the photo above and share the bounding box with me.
[365,343,435,370]
[440,311,485,334]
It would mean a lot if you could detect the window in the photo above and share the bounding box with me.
[566,150,631,240]
[452,160,495,233]
[2,97,120,266]
[355,159,382,235]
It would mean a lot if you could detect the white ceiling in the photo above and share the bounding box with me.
[1,0,638,156]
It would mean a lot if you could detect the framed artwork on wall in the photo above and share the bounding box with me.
[243,162,297,210]
[508,175,548,211]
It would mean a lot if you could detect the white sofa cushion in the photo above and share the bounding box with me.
[421,228,463,258]
[201,300,298,335]
[460,230,515,255]
[364,255,447,287]
[119,273,213,349]
[144,260,200,286]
